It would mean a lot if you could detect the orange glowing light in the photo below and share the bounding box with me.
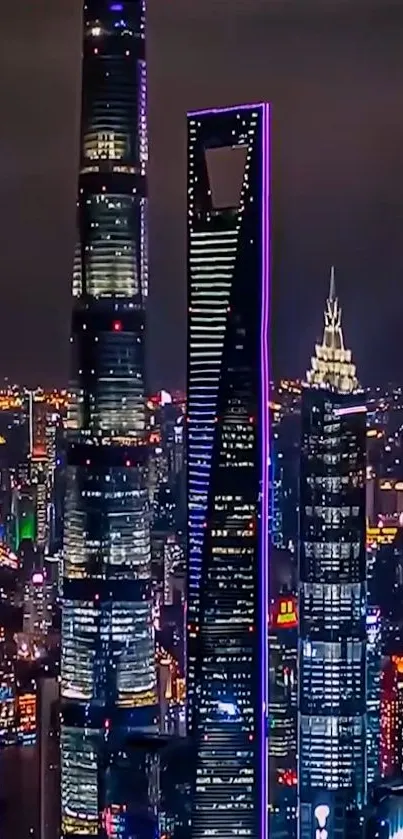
[271,597,298,629]
[392,656,403,674]
[366,525,397,547]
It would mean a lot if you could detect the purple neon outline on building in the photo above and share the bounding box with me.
[260,101,270,839]
[187,101,270,839]
[188,102,267,117]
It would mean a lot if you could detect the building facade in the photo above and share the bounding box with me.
[380,655,403,780]
[367,607,381,789]
[269,594,298,839]
[186,103,271,838]
[61,2,158,836]
[298,389,367,839]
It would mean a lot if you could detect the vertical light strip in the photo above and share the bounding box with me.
[138,59,147,175]
[28,391,34,457]
[260,101,270,839]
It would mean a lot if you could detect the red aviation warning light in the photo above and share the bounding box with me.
[278,768,297,786]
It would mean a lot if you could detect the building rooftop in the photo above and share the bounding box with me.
[306,266,358,394]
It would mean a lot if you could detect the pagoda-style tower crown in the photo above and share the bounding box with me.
[306,266,358,393]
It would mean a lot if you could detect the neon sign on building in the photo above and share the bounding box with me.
[271,596,298,629]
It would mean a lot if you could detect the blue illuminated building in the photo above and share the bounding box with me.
[186,103,271,838]
[367,606,381,789]
[270,410,300,554]
[366,780,403,839]
[61,2,158,836]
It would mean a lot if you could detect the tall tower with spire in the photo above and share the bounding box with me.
[306,266,358,393]
[298,268,367,839]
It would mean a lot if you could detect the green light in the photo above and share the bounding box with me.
[17,512,35,548]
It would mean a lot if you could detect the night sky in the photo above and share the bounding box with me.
[0,0,402,389]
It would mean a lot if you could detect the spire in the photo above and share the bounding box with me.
[329,264,336,302]
[305,266,358,394]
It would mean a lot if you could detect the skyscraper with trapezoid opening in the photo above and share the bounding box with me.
[187,102,271,839]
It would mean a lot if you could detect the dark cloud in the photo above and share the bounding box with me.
[0,0,401,387]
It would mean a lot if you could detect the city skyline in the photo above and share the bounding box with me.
[0,2,403,838]
[0,0,402,388]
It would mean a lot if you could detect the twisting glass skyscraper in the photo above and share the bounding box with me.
[187,103,271,839]
[61,3,158,836]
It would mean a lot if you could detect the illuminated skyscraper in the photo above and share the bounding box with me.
[27,394,49,549]
[306,267,358,394]
[298,390,367,839]
[61,2,158,836]
[28,394,48,463]
[186,103,271,839]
